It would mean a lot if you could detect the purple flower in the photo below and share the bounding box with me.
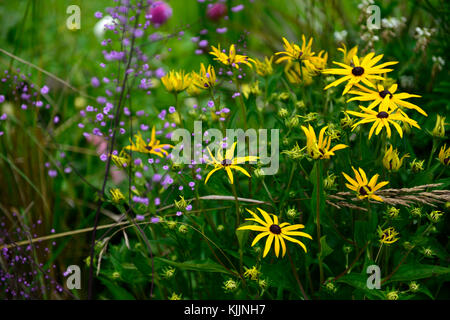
[0,95,4,103]
[168,106,176,113]
[148,1,173,26]
[151,217,160,223]
[91,77,100,88]
[207,100,214,108]
[207,3,227,21]
[216,27,228,34]
[100,154,108,161]
[231,4,244,12]
[40,85,49,95]
[48,170,57,178]
[94,11,103,19]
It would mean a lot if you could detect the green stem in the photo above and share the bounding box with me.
[316,161,324,285]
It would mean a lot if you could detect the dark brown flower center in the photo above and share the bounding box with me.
[377,111,389,118]
[351,66,364,76]
[358,185,372,196]
[269,224,282,234]
[221,159,232,166]
[145,145,153,151]
[444,157,449,165]
[379,89,393,99]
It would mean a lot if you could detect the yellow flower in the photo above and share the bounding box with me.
[337,44,358,66]
[169,292,182,300]
[301,124,348,159]
[275,35,315,65]
[285,63,314,85]
[432,115,446,138]
[386,290,399,300]
[306,50,328,74]
[192,63,217,89]
[253,56,274,76]
[209,44,254,69]
[323,52,398,95]
[243,266,261,280]
[438,144,450,166]
[125,127,173,158]
[161,70,191,92]
[110,188,125,203]
[204,142,258,184]
[237,208,312,257]
[241,81,261,99]
[378,226,399,244]
[346,104,420,139]
[111,149,131,168]
[347,83,427,116]
[342,167,389,202]
[383,145,409,172]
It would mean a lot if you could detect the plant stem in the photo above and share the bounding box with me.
[315,161,324,284]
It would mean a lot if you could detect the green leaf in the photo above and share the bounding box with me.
[310,161,326,226]
[319,235,333,259]
[336,273,385,300]
[155,257,234,275]
[386,263,450,282]
[100,278,135,300]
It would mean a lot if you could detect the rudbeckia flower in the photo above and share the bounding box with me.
[382,145,409,172]
[253,56,274,77]
[125,127,173,158]
[237,208,312,257]
[275,35,315,64]
[342,167,389,202]
[378,226,399,244]
[209,44,254,69]
[161,70,191,92]
[301,124,348,159]
[204,142,258,184]
[192,63,217,89]
[347,83,427,116]
[346,104,420,139]
[323,52,398,95]
[337,44,358,66]
[438,144,450,166]
[110,188,125,203]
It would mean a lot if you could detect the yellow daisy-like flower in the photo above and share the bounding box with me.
[323,52,398,95]
[275,35,315,64]
[111,149,131,168]
[204,142,258,184]
[237,208,312,258]
[346,104,420,139]
[378,226,399,244]
[285,63,314,85]
[209,44,254,69]
[347,83,427,116]
[301,124,348,159]
[161,70,191,93]
[192,63,217,89]
[110,188,125,203]
[125,127,173,158]
[382,145,409,172]
[342,167,389,202]
[306,50,328,74]
[337,44,358,66]
[438,144,450,166]
[253,56,274,77]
